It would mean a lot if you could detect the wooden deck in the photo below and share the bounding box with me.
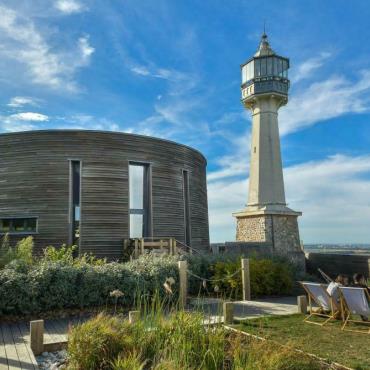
[0,318,84,370]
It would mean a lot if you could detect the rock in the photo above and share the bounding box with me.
[36,350,68,370]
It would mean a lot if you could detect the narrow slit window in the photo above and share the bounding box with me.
[70,160,81,247]
[129,163,151,238]
[182,170,191,246]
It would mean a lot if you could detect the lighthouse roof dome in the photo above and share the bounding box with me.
[254,32,275,57]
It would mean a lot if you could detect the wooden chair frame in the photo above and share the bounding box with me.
[300,282,340,326]
[340,287,370,334]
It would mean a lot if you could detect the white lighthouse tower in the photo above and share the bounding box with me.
[233,33,302,256]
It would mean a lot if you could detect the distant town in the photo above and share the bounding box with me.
[304,244,370,254]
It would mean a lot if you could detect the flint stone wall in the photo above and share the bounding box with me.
[236,214,301,254]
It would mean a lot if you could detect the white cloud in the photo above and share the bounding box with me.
[214,111,248,126]
[207,130,251,181]
[55,0,85,14]
[131,66,151,76]
[0,121,36,132]
[290,52,331,83]
[0,111,48,132]
[280,70,370,135]
[208,154,370,243]
[10,112,49,121]
[78,36,95,61]
[0,5,94,91]
[285,155,370,243]
[7,96,39,108]
[130,63,188,82]
[55,114,120,131]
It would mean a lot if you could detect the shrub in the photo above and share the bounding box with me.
[0,254,179,315]
[0,235,34,269]
[209,258,294,299]
[42,245,76,264]
[42,245,106,266]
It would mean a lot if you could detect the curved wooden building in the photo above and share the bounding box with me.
[0,130,209,258]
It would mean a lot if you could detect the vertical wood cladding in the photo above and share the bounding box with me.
[0,130,210,258]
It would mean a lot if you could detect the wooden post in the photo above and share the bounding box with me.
[169,238,173,255]
[241,258,251,301]
[297,295,308,314]
[178,260,188,309]
[30,320,44,355]
[223,302,234,325]
[134,239,139,258]
[141,238,145,254]
[174,239,177,255]
[129,310,140,324]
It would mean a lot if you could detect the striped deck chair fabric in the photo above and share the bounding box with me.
[339,286,370,334]
[300,282,340,326]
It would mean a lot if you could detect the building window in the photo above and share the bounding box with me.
[129,163,151,238]
[182,170,191,246]
[0,217,38,234]
[70,160,81,246]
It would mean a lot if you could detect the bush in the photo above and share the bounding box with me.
[42,245,106,266]
[189,256,295,299]
[0,254,179,316]
[0,235,34,269]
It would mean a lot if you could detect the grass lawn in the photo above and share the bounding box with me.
[235,314,370,370]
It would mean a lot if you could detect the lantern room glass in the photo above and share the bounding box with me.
[242,60,254,84]
[242,56,288,84]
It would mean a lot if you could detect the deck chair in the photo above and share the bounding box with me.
[339,286,370,334]
[300,282,340,326]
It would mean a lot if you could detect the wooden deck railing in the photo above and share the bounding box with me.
[123,237,199,259]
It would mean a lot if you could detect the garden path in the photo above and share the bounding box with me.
[0,317,84,370]
[190,296,299,323]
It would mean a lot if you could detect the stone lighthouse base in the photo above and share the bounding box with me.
[233,209,305,269]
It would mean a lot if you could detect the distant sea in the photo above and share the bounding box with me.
[304,244,370,255]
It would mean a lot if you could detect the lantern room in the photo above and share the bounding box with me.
[241,33,290,105]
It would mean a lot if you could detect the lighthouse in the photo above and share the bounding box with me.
[233,33,302,256]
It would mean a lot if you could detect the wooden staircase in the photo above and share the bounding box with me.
[123,237,194,259]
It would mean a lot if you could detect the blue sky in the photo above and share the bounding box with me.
[1,0,370,244]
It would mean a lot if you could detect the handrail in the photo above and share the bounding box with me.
[173,239,203,255]
[124,236,204,258]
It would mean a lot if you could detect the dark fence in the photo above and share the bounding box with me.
[305,252,370,278]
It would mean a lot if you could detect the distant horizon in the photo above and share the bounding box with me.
[0,0,370,243]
